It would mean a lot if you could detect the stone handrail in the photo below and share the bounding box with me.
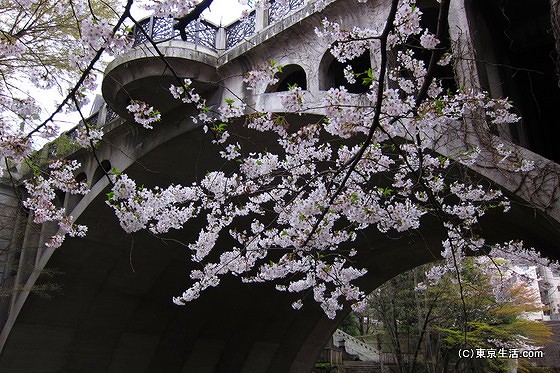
[333,329,380,361]
[47,104,122,158]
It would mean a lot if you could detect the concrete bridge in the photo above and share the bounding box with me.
[0,0,560,371]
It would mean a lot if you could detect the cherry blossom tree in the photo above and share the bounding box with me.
[2,0,559,322]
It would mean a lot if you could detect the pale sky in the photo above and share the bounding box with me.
[203,0,249,25]
[130,0,249,26]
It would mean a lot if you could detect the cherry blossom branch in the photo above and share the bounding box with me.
[26,0,134,138]
[301,0,400,248]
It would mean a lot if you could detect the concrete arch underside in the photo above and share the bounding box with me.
[2,123,560,373]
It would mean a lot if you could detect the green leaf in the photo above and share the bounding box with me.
[435,98,444,113]
[361,68,374,85]
[216,123,228,132]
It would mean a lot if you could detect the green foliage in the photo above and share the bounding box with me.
[314,362,337,368]
[359,68,375,86]
[340,312,360,336]
[269,59,283,73]
[51,134,80,156]
[213,122,228,132]
[355,259,551,372]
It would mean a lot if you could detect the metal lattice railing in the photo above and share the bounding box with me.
[226,12,256,49]
[183,19,218,49]
[269,0,305,24]
[152,17,180,41]
[133,16,219,48]
[85,112,99,127]
[131,0,306,50]
[64,105,122,144]
[105,107,118,123]
[133,18,153,46]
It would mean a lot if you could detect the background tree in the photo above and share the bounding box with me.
[0,0,124,133]
[352,259,551,373]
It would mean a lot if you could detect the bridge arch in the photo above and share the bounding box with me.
[2,108,560,372]
[319,49,372,93]
[266,64,308,92]
[1,0,560,372]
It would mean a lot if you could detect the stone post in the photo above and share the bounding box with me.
[215,26,227,50]
[255,6,269,31]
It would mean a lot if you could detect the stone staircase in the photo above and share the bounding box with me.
[343,361,381,372]
[332,329,380,362]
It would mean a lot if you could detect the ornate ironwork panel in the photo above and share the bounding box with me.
[151,17,179,42]
[182,20,218,49]
[65,127,78,140]
[133,18,152,46]
[269,0,305,24]
[226,12,256,49]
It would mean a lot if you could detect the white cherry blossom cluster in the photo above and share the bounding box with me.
[243,60,283,91]
[5,0,557,322]
[169,79,215,125]
[157,0,552,316]
[169,79,204,106]
[315,19,381,63]
[80,18,113,51]
[390,0,422,45]
[0,131,33,172]
[144,0,198,18]
[75,125,103,148]
[126,100,162,129]
[0,38,26,59]
[419,30,439,50]
[106,173,201,234]
[22,160,89,248]
[281,85,304,112]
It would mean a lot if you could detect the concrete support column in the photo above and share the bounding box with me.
[0,184,21,282]
[447,0,480,92]
[215,27,227,50]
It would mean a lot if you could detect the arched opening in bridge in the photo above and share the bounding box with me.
[320,50,372,93]
[92,160,111,185]
[54,190,66,208]
[266,64,307,92]
[468,0,560,163]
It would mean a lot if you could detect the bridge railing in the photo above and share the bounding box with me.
[133,17,219,49]
[46,104,122,159]
[131,0,306,51]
